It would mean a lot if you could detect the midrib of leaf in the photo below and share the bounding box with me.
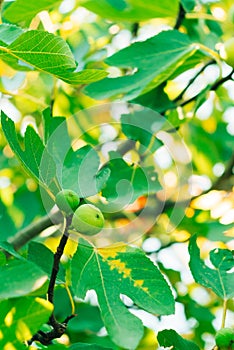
[99,251,167,310]
[0,45,73,72]
[94,250,121,332]
[217,257,228,299]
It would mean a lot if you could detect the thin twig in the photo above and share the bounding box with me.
[131,22,139,38]
[174,3,186,30]
[173,60,215,103]
[178,69,234,108]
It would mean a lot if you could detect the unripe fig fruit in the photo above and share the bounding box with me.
[72,204,104,236]
[215,328,234,349]
[223,38,234,68]
[55,189,80,215]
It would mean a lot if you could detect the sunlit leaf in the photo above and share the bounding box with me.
[0,297,53,347]
[71,239,174,349]
[189,235,234,299]
[81,0,179,21]
[3,0,62,25]
[62,145,110,198]
[1,112,56,188]
[0,30,107,84]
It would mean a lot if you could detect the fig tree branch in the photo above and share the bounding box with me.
[47,215,72,326]
[27,215,76,346]
[174,3,186,30]
[8,210,63,251]
[173,59,215,103]
[131,22,139,37]
[178,68,234,108]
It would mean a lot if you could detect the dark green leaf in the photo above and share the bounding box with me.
[181,0,196,11]
[69,303,103,333]
[102,154,161,203]
[189,235,234,299]
[0,200,16,240]
[131,84,175,113]
[157,329,200,350]
[28,242,65,281]
[71,239,174,349]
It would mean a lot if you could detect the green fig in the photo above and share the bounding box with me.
[215,328,234,349]
[55,189,80,215]
[72,204,104,236]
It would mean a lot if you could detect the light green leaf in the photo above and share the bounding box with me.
[71,239,174,349]
[0,23,23,45]
[62,145,110,198]
[0,30,107,84]
[3,0,62,25]
[0,260,47,300]
[0,297,53,347]
[102,154,161,203]
[85,30,205,100]
[157,329,200,350]
[70,343,112,349]
[121,109,164,151]
[1,112,57,188]
[189,235,234,299]
[81,0,179,21]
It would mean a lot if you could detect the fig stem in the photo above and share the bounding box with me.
[221,299,228,329]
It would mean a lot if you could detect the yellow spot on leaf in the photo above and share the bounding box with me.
[134,279,144,287]
[36,297,53,312]
[108,259,131,278]
[4,308,15,327]
[97,242,127,259]
[4,343,16,350]
[16,321,31,342]
[134,280,149,292]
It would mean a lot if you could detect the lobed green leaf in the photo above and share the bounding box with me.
[189,235,234,299]
[71,239,174,349]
